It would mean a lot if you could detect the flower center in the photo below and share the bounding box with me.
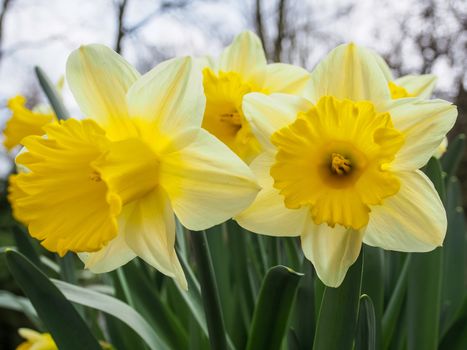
[270,96,405,230]
[202,68,261,162]
[330,153,351,175]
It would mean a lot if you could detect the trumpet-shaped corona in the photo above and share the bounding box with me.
[270,96,404,229]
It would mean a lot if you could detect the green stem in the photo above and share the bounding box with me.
[34,66,69,120]
[191,230,228,350]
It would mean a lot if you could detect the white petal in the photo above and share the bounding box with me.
[219,31,267,82]
[305,43,390,103]
[364,170,446,252]
[383,98,457,171]
[242,92,313,150]
[127,56,205,135]
[394,74,437,99]
[235,151,308,236]
[122,189,187,289]
[159,129,259,231]
[301,218,363,288]
[66,44,140,136]
[78,231,135,273]
[262,63,310,95]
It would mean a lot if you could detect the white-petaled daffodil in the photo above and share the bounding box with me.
[201,31,310,163]
[236,43,457,287]
[11,45,260,289]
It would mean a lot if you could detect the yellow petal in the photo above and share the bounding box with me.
[262,63,310,95]
[305,43,390,103]
[3,96,55,151]
[242,92,312,150]
[13,119,121,256]
[122,189,187,289]
[127,56,205,136]
[159,129,259,231]
[235,151,308,236]
[78,230,135,273]
[394,74,437,99]
[66,44,140,140]
[364,170,446,252]
[301,218,363,288]
[384,98,457,171]
[219,31,267,84]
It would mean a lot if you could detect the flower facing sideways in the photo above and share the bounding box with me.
[3,95,56,151]
[16,329,56,350]
[201,31,310,163]
[236,43,457,287]
[11,45,260,289]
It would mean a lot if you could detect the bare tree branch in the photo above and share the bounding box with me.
[254,0,267,56]
[273,0,287,62]
[0,0,13,62]
[114,0,129,54]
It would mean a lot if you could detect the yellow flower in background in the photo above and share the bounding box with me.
[236,43,457,287]
[12,45,260,289]
[3,96,56,151]
[16,329,56,350]
[201,31,310,163]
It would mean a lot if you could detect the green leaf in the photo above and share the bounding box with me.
[53,279,168,350]
[34,66,70,120]
[441,133,465,179]
[425,157,446,203]
[439,297,467,350]
[5,250,101,350]
[407,249,443,350]
[313,251,364,350]
[246,265,303,350]
[12,225,43,270]
[440,177,466,336]
[361,246,384,349]
[290,260,315,350]
[382,254,410,350]
[356,294,376,350]
[191,230,230,350]
[0,290,42,328]
[120,261,188,349]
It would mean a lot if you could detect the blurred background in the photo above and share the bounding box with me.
[0,0,466,347]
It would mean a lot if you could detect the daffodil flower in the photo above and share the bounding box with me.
[236,43,457,287]
[201,31,310,163]
[12,45,260,289]
[16,329,56,350]
[3,95,56,151]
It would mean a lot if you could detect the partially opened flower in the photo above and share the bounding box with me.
[12,45,260,289]
[3,95,56,151]
[236,43,457,287]
[201,31,310,163]
[16,328,56,350]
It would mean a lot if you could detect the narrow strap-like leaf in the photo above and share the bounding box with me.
[34,66,70,120]
[5,250,102,350]
[246,265,303,350]
[356,294,376,350]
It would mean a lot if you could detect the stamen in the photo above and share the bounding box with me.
[220,111,242,126]
[89,171,102,182]
[331,153,351,175]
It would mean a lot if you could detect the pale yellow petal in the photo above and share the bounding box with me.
[394,74,437,99]
[262,63,310,95]
[122,189,187,289]
[78,230,135,273]
[219,31,267,83]
[66,44,140,139]
[159,129,259,231]
[305,43,390,103]
[242,92,312,150]
[127,57,205,135]
[300,218,364,288]
[364,170,446,252]
[235,151,307,236]
[384,98,457,171]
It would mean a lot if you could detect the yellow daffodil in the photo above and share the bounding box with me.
[236,43,457,287]
[11,45,260,289]
[201,31,310,163]
[3,96,56,151]
[16,329,56,350]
